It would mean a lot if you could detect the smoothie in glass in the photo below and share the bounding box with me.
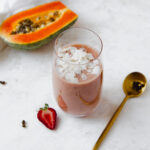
[52,28,103,116]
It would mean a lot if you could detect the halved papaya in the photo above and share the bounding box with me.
[0,1,78,50]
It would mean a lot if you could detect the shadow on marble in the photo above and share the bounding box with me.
[0,46,11,61]
[86,96,118,120]
[28,39,55,55]
[0,39,55,61]
[55,115,61,130]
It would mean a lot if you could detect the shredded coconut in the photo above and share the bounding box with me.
[56,46,100,83]
[81,73,87,80]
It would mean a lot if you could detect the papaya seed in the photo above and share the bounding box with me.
[49,17,55,22]
[53,11,59,17]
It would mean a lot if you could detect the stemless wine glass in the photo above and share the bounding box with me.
[52,27,103,117]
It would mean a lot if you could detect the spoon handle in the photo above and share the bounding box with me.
[93,96,129,150]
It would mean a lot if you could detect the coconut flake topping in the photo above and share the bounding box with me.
[56,46,100,83]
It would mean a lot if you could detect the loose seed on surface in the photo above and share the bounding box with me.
[0,81,6,85]
[22,120,27,128]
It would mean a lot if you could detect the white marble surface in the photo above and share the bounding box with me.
[0,0,150,150]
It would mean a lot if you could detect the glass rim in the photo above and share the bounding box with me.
[54,27,103,65]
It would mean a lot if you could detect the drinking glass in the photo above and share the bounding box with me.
[52,27,103,117]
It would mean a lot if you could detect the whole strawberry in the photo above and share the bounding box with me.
[37,104,57,130]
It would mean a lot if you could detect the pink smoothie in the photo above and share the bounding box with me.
[52,44,103,116]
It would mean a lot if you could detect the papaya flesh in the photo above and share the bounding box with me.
[0,1,78,50]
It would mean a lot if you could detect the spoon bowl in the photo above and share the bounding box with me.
[123,72,147,98]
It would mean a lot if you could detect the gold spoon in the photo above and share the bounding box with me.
[93,72,147,150]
